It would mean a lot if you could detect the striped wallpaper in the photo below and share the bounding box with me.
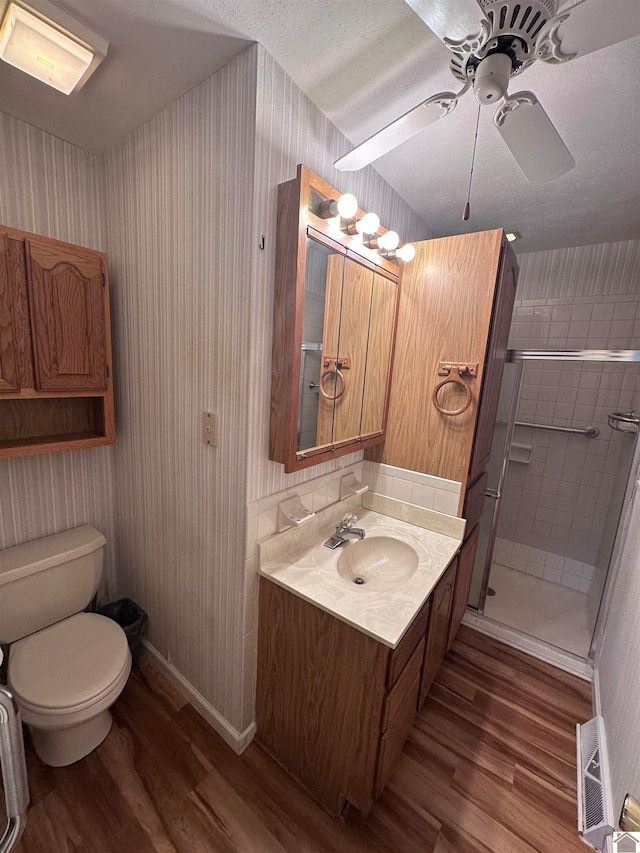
[0,111,117,599]
[516,238,640,300]
[102,47,257,732]
[0,45,429,739]
[246,46,432,506]
[13,43,639,745]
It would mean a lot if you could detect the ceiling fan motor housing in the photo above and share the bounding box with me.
[448,0,560,84]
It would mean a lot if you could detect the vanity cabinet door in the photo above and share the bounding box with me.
[375,672,421,798]
[419,559,457,708]
[375,638,423,798]
[25,237,107,392]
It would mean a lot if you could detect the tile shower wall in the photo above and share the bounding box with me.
[496,239,640,595]
[0,111,117,598]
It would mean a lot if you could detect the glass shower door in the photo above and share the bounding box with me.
[468,360,523,610]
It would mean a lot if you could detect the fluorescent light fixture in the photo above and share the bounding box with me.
[506,231,522,242]
[0,0,108,94]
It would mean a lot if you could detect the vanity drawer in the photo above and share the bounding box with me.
[386,598,431,688]
[382,636,424,732]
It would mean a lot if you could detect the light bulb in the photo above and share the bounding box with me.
[336,193,358,219]
[396,244,416,262]
[378,230,399,251]
[355,212,380,235]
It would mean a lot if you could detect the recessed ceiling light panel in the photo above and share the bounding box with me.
[0,0,108,94]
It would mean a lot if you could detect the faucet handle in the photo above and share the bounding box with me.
[338,512,358,531]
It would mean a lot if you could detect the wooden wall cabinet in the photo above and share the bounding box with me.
[256,555,459,817]
[0,224,114,458]
[269,165,401,473]
[367,229,518,500]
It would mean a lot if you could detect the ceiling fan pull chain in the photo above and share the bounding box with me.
[463,102,482,221]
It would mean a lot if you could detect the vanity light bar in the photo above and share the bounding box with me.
[318,192,414,262]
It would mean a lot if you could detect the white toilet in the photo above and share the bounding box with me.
[0,526,131,767]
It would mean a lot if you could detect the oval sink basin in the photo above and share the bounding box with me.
[337,536,419,588]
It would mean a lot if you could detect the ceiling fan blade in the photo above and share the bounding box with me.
[494,92,575,183]
[404,0,488,43]
[334,93,459,171]
[539,0,640,60]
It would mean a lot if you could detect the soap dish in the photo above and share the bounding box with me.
[277,495,315,532]
[339,472,369,501]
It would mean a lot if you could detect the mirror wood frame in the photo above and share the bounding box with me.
[269,164,402,473]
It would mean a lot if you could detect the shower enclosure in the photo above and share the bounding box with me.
[469,349,640,661]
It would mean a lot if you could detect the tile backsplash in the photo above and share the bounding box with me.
[362,461,462,516]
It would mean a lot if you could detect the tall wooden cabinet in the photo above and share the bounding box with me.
[368,228,518,497]
[0,224,114,458]
[367,229,517,641]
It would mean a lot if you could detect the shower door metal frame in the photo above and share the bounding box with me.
[475,357,523,612]
[474,348,639,616]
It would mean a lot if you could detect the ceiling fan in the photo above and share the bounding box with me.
[334,0,640,183]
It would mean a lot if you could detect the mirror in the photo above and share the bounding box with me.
[270,165,402,473]
[299,238,396,452]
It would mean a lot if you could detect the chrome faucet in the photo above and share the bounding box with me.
[324,512,366,549]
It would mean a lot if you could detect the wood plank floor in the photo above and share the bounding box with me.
[8,625,593,852]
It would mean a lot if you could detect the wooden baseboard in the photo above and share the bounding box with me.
[141,639,256,755]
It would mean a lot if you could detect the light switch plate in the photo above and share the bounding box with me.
[202,412,218,446]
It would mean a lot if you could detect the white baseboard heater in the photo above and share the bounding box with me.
[577,715,615,851]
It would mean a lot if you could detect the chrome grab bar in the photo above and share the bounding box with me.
[0,688,29,853]
[514,420,599,438]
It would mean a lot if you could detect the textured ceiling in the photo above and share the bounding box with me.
[0,0,638,252]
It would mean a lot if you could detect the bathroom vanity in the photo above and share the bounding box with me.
[256,501,472,816]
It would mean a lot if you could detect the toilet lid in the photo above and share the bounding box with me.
[9,612,130,711]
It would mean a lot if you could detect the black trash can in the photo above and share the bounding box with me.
[98,599,148,662]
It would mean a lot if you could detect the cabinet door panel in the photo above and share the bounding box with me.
[0,233,19,391]
[419,559,457,708]
[361,273,396,436]
[26,238,106,392]
[0,233,33,392]
[374,671,420,799]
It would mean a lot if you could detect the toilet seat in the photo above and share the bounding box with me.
[9,612,130,715]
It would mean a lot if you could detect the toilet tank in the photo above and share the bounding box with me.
[0,525,106,644]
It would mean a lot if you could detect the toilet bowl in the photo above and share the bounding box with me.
[9,612,131,766]
[0,526,132,767]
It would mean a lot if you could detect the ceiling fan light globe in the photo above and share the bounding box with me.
[473,52,511,104]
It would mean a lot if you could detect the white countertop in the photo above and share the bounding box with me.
[258,504,462,649]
